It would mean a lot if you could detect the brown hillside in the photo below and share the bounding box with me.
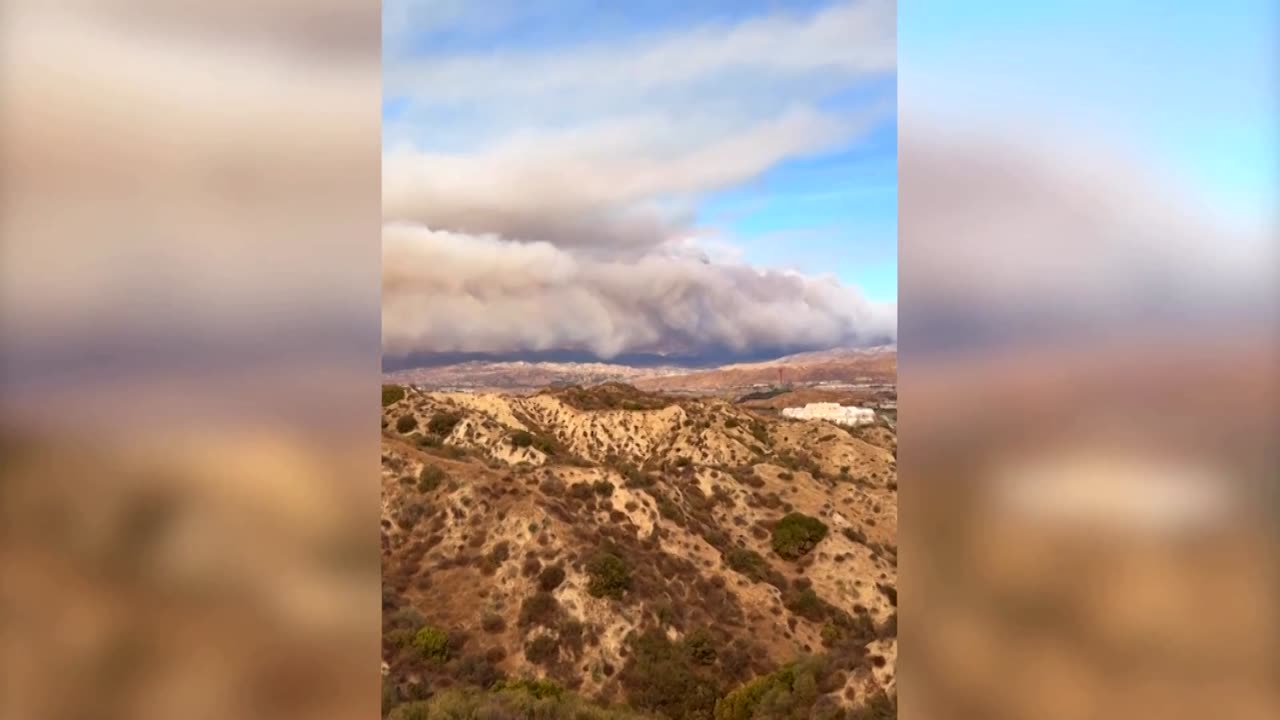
[634,347,896,393]
[381,383,898,718]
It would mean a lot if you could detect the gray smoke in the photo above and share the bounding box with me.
[380,1,899,359]
[383,225,896,359]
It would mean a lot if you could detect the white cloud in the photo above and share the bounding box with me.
[385,0,895,105]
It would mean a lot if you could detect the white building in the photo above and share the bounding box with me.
[781,402,877,427]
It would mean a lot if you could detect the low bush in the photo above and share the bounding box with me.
[620,630,720,720]
[454,654,504,689]
[538,565,566,592]
[518,592,562,628]
[724,547,768,582]
[723,547,788,590]
[395,415,418,433]
[783,587,828,622]
[586,552,631,599]
[493,678,565,700]
[418,464,446,492]
[714,658,824,720]
[685,628,718,666]
[388,685,655,720]
[382,384,406,407]
[771,513,828,560]
[525,634,560,665]
[427,411,462,436]
[412,626,449,664]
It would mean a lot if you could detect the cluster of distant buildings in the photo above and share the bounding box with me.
[781,402,878,427]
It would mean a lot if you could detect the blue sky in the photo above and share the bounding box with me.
[901,0,1278,230]
[383,0,899,302]
[697,116,897,301]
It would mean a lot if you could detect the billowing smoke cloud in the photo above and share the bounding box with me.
[381,1,898,360]
[383,225,895,359]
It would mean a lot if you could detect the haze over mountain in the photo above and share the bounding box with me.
[385,345,896,394]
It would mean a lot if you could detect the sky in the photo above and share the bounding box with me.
[900,0,1278,233]
[897,0,1277,352]
[380,0,898,362]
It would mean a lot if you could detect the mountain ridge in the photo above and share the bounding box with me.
[385,345,896,393]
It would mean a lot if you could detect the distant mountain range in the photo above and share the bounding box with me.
[384,345,896,393]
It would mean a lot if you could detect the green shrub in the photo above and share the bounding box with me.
[714,658,824,720]
[388,701,430,720]
[428,411,462,435]
[722,547,788,589]
[619,464,649,487]
[621,630,720,720]
[715,665,795,720]
[382,384,406,407]
[494,677,565,700]
[685,628,718,666]
[395,415,418,433]
[586,552,631,599]
[454,653,504,689]
[382,676,400,716]
[532,434,559,456]
[771,513,828,560]
[385,627,416,651]
[783,587,828,622]
[418,464,446,492]
[388,685,655,720]
[510,429,534,447]
[412,626,449,663]
[388,607,425,629]
[525,634,559,665]
[724,418,739,429]
[724,547,769,582]
[820,622,843,647]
